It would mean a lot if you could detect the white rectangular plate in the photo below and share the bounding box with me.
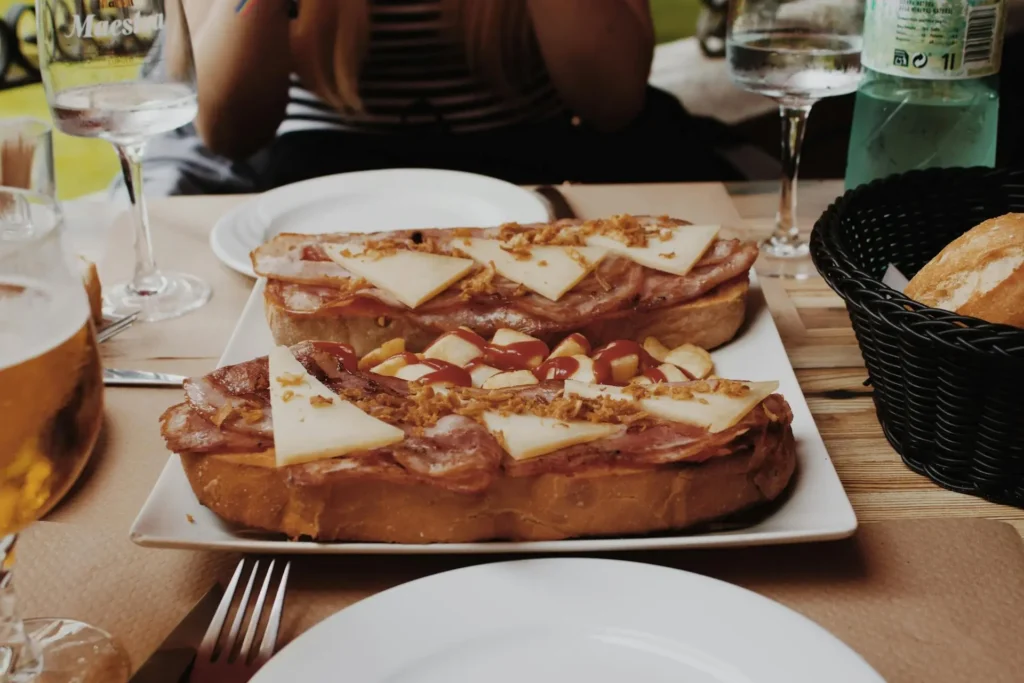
[131,276,857,554]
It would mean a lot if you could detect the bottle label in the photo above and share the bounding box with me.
[863,0,1005,79]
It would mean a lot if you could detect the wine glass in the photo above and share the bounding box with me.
[726,0,864,278]
[35,0,210,321]
[0,187,130,682]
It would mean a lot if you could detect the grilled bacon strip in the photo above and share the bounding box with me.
[161,343,793,494]
[252,220,759,329]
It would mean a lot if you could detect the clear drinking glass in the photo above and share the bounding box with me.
[35,0,209,321]
[0,187,130,682]
[0,119,55,198]
[726,0,864,278]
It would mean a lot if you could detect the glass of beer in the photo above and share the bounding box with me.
[0,187,129,682]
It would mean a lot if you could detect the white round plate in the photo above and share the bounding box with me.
[252,558,884,683]
[210,169,551,277]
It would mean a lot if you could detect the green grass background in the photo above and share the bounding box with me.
[0,0,700,198]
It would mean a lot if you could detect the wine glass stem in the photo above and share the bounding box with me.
[774,103,812,244]
[0,535,42,682]
[115,143,164,297]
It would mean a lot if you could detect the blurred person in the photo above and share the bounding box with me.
[139,0,742,195]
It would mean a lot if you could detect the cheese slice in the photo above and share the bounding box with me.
[456,239,607,301]
[564,380,632,402]
[586,224,719,276]
[268,346,404,467]
[641,381,779,433]
[481,412,621,461]
[322,244,474,309]
[566,379,780,433]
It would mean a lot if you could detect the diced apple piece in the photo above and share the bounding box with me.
[469,364,502,388]
[423,332,485,367]
[608,354,640,385]
[358,338,406,371]
[371,354,413,377]
[642,337,671,363]
[548,333,591,360]
[646,363,688,383]
[566,355,601,383]
[489,328,548,369]
[664,344,714,379]
[395,364,435,382]
[535,355,601,383]
[482,370,540,390]
[491,328,538,346]
[630,375,654,386]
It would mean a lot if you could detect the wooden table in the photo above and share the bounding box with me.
[84,179,1024,541]
[728,180,1024,536]
[24,179,1024,680]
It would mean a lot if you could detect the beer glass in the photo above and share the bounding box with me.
[0,188,129,682]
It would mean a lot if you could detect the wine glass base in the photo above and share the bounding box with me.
[22,618,130,683]
[756,239,818,280]
[105,271,211,323]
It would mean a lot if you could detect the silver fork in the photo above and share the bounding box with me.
[96,311,138,343]
[191,559,292,683]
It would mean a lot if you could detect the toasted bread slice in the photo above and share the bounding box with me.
[180,426,794,543]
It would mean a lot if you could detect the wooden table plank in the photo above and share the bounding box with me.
[739,181,1024,535]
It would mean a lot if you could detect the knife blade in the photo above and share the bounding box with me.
[129,584,224,683]
[535,185,578,220]
[104,369,187,387]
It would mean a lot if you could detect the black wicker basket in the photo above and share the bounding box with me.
[810,167,1024,508]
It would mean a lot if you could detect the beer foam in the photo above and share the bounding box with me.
[0,276,89,371]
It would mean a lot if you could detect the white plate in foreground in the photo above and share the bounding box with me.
[209,169,551,277]
[251,558,884,683]
[130,272,857,553]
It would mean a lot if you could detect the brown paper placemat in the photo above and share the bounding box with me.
[16,518,1024,682]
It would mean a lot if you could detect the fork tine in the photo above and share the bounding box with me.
[255,561,291,666]
[223,560,260,661]
[239,559,276,662]
[199,559,245,657]
[96,314,136,343]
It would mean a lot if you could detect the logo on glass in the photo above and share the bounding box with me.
[892,49,909,67]
[62,9,164,38]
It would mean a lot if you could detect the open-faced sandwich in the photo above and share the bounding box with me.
[252,215,759,356]
[161,328,796,544]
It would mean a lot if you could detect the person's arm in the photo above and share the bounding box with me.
[178,0,292,159]
[526,0,654,131]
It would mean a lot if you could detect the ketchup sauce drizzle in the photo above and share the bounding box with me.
[532,356,581,381]
[484,340,550,371]
[642,367,668,383]
[417,359,473,387]
[317,342,359,373]
[591,340,659,385]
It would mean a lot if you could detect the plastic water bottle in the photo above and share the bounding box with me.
[844,0,1006,190]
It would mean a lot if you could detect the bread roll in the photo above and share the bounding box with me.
[905,213,1024,328]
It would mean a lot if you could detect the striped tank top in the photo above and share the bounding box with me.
[278,0,565,136]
